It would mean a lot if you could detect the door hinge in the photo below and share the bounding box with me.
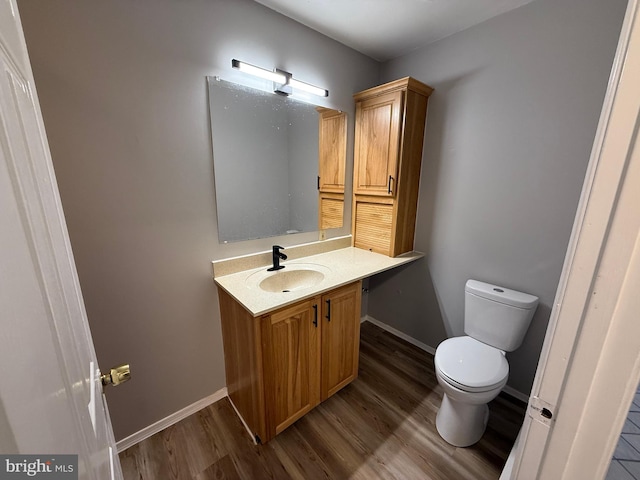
[528,396,556,427]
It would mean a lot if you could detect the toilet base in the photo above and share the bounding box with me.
[436,393,489,447]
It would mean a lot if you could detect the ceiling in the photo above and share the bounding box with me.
[254,0,537,62]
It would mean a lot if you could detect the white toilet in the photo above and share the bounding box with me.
[434,279,538,447]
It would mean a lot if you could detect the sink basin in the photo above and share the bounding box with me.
[246,263,330,293]
[259,269,324,292]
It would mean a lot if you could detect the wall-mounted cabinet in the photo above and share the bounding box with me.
[317,108,347,230]
[352,77,433,256]
[218,281,361,443]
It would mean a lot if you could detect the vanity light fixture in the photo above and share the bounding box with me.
[288,78,329,97]
[231,59,286,84]
[231,59,328,97]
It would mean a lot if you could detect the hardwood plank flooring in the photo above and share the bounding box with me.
[121,322,525,479]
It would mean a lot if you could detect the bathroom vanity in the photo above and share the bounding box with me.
[214,243,422,443]
[218,281,360,443]
[213,75,434,444]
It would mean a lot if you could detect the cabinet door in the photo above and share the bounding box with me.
[354,90,403,196]
[318,108,346,193]
[319,192,344,230]
[353,198,393,255]
[262,298,321,436]
[321,282,362,400]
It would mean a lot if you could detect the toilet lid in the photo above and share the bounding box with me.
[435,336,509,391]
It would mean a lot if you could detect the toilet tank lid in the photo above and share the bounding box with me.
[465,279,539,309]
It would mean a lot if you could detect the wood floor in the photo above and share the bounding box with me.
[120,322,525,479]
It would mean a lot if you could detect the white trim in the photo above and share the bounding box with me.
[502,386,529,405]
[362,316,530,403]
[116,387,228,453]
[109,446,115,480]
[362,315,435,354]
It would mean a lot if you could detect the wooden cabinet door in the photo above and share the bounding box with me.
[320,282,362,400]
[354,91,403,196]
[261,298,321,436]
[318,108,347,193]
[353,198,393,255]
[319,192,344,230]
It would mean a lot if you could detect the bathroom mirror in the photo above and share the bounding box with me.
[207,77,346,243]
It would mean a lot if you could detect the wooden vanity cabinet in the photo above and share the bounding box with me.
[317,107,347,230]
[218,281,362,443]
[352,77,433,256]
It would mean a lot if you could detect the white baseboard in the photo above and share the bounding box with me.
[116,387,228,453]
[362,315,530,404]
[501,386,529,403]
[362,314,436,355]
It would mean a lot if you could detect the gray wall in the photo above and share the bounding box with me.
[371,0,627,395]
[18,0,378,440]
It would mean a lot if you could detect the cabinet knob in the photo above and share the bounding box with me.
[326,299,331,321]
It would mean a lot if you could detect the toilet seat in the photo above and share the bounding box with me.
[435,336,509,393]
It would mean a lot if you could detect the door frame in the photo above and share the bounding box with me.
[511,0,640,477]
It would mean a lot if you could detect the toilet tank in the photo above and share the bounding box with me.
[464,279,539,352]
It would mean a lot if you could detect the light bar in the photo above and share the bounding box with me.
[231,59,328,98]
[231,59,287,84]
[288,78,329,98]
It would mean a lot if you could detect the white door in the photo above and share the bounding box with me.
[509,0,640,478]
[0,1,122,478]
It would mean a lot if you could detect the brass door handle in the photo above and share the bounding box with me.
[101,364,131,387]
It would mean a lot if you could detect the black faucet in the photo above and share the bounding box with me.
[267,245,287,271]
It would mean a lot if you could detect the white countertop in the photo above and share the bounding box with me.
[214,246,424,316]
